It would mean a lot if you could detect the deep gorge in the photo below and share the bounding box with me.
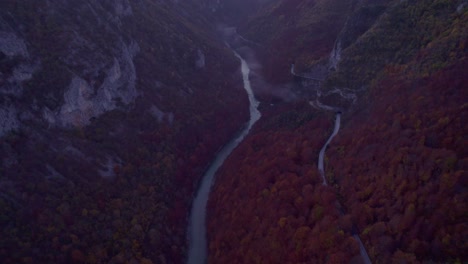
[0,0,466,263]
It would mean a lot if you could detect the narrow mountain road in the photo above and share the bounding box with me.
[318,112,341,185]
[317,112,372,264]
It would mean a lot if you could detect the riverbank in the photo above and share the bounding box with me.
[187,44,261,264]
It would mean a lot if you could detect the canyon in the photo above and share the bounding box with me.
[0,0,466,263]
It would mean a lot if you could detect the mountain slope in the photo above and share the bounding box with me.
[207,0,467,263]
[0,1,248,263]
[237,0,354,84]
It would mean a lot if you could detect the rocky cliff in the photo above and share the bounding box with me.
[0,0,248,263]
[1,0,466,263]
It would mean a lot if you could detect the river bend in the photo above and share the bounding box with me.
[187,49,261,264]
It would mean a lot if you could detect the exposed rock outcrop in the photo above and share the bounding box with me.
[58,40,139,126]
[0,1,248,263]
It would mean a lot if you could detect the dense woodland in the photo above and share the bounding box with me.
[207,105,362,263]
[327,54,467,262]
[0,1,249,263]
[208,0,467,263]
[0,0,466,263]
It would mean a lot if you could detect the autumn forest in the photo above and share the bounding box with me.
[0,0,466,263]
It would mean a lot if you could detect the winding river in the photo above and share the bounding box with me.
[187,49,261,264]
[187,30,371,263]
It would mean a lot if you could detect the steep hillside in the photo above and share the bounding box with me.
[201,0,274,24]
[208,0,467,263]
[237,0,354,84]
[207,104,362,263]
[325,1,467,260]
[0,1,248,263]
[327,55,467,263]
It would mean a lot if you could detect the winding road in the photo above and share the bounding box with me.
[318,112,341,185]
[292,44,372,262]
[317,112,372,264]
[187,28,371,263]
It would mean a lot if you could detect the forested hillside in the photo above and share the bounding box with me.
[0,1,247,263]
[1,0,466,263]
[208,0,467,263]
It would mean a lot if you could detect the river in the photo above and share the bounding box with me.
[186,48,261,264]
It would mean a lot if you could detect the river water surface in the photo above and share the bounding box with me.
[186,49,261,264]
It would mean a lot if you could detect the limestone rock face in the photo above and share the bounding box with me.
[0,32,29,58]
[0,0,143,128]
[58,40,139,126]
[0,105,19,137]
[0,1,249,263]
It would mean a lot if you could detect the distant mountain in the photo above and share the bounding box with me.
[0,0,248,263]
[208,0,467,263]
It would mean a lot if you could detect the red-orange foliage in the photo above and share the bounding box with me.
[208,5,467,260]
[327,57,468,262]
[207,104,364,263]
